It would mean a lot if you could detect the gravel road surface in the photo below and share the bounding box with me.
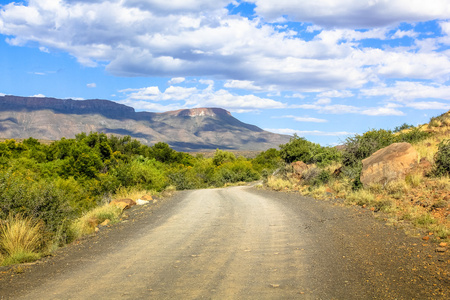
[0,186,448,299]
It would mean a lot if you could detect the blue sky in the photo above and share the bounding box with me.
[1,0,450,146]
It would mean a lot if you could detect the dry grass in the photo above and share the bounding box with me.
[114,186,155,201]
[385,180,408,197]
[267,175,294,191]
[405,173,423,188]
[70,205,122,238]
[432,176,450,190]
[413,137,438,163]
[305,185,328,199]
[346,189,375,206]
[0,214,43,265]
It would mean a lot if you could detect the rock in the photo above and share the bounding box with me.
[291,161,310,179]
[411,157,433,176]
[360,143,418,188]
[109,198,136,210]
[436,247,447,253]
[140,194,153,201]
[136,199,150,205]
[100,219,110,227]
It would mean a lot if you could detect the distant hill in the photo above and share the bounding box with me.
[0,95,291,151]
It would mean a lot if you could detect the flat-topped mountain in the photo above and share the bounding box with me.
[0,95,290,151]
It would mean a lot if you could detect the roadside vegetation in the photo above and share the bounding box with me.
[0,133,281,266]
[2,111,449,266]
[265,112,450,242]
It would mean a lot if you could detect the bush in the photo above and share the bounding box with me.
[342,129,396,167]
[0,172,75,244]
[280,134,341,166]
[397,127,430,144]
[432,139,450,176]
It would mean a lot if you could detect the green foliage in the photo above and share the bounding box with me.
[342,129,396,167]
[279,134,314,163]
[393,123,414,133]
[432,139,450,176]
[212,149,236,166]
[0,131,267,261]
[279,134,341,166]
[397,127,430,144]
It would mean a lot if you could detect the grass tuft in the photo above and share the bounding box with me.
[267,176,294,191]
[70,205,122,238]
[0,214,43,265]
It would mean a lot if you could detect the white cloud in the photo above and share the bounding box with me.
[265,128,353,136]
[31,94,46,97]
[0,93,5,96]
[119,81,286,112]
[224,80,263,91]
[0,0,448,95]
[292,102,404,116]
[391,29,418,39]
[318,90,354,98]
[406,101,450,110]
[168,77,185,85]
[361,81,450,101]
[278,115,328,123]
[248,0,450,28]
[87,83,96,88]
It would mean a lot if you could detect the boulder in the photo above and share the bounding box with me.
[136,199,150,205]
[360,142,418,188]
[109,198,136,210]
[291,161,310,179]
[140,194,153,201]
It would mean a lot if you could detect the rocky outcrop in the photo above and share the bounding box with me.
[109,198,136,210]
[291,161,310,179]
[360,142,418,188]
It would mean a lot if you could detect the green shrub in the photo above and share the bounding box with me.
[394,123,414,133]
[342,129,396,167]
[280,134,341,166]
[397,127,430,144]
[0,172,75,243]
[432,139,450,176]
[212,149,236,166]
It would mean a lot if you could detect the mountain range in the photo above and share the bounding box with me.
[0,95,291,151]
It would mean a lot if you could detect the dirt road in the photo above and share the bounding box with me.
[1,186,449,299]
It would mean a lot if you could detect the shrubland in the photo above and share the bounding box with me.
[1,133,278,265]
[266,113,450,241]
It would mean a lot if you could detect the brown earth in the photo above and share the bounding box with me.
[0,186,448,299]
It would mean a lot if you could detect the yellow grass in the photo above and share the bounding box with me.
[113,186,155,201]
[70,205,122,238]
[0,214,43,265]
[267,175,294,191]
[413,137,438,163]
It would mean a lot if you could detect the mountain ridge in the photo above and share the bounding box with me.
[0,95,290,151]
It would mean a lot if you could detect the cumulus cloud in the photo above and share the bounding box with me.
[0,0,449,118]
[264,128,353,137]
[277,115,328,123]
[87,83,96,88]
[168,77,185,85]
[361,81,450,102]
[119,81,286,112]
[247,0,450,28]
